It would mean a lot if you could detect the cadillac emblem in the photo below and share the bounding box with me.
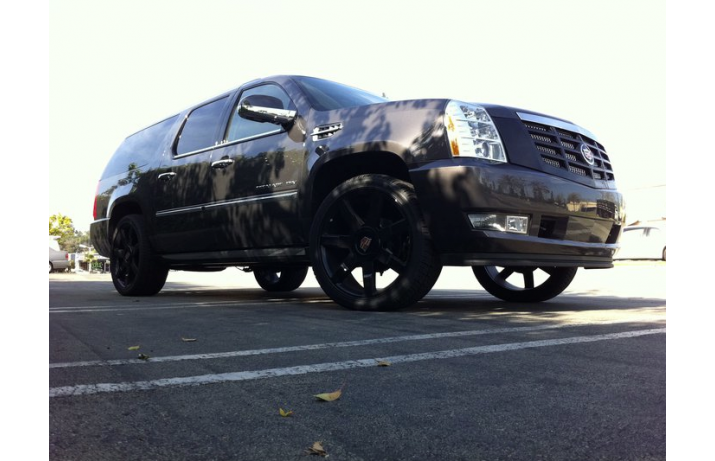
[580,144,595,165]
[359,236,373,253]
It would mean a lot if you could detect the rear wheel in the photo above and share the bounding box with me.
[472,266,577,303]
[254,267,308,292]
[309,174,441,311]
[110,215,168,296]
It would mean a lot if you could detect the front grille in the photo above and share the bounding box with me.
[524,121,615,183]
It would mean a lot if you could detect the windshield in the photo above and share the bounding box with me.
[293,76,388,111]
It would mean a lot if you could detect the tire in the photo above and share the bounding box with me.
[254,267,309,292]
[110,215,168,296]
[662,247,666,261]
[309,174,442,311]
[49,263,53,273]
[472,266,577,303]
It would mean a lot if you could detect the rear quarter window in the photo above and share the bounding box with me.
[102,115,179,178]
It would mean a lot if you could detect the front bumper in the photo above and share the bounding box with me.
[409,159,624,268]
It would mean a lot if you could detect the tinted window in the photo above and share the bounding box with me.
[293,76,387,111]
[225,84,296,142]
[176,97,229,155]
[102,115,179,178]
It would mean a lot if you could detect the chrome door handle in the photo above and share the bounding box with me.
[158,172,176,182]
[211,158,234,170]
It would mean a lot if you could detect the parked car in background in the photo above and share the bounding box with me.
[49,238,70,273]
[615,224,666,261]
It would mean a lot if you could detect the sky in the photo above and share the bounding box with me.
[50,0,664,231]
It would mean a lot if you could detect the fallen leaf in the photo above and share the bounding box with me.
[127,345,140,351]
[377,360,391,367]
[181,337,197,342]
[314,389,342,402]
[279,408,293,417]
[305,441,328,457]
[137,353,150,361]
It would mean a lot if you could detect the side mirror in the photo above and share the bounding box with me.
[238,95,296,125]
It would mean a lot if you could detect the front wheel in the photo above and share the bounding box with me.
[254,267,308,292]
[472,266,577,303]
[110,215,168,296]
[310,174,442,311]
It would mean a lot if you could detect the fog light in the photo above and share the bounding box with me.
[506,215,529,234]
[468,213,529,234]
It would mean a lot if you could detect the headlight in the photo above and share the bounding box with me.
[444,101,507,163]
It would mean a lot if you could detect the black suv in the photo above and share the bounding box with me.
[91,76,623,310]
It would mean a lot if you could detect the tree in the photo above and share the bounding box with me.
[49,214,75,239]
[49,214,81,251]
[61,230,92,253]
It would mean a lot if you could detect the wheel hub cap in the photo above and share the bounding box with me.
[354,228,380,257]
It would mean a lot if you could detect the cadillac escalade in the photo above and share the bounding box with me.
[90,76,624,310]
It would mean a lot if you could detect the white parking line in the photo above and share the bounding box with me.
[48,300,262,313]
[49,328,665,398]
[49,318,661,369]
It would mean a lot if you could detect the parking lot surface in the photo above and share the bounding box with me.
[50,264,666,460]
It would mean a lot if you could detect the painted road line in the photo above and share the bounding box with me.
[48,300,273,314]
[49,301,241,310]
[48,318,663,369]
[49,328,665,397]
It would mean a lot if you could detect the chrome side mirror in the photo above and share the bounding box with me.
[238,95,296,125]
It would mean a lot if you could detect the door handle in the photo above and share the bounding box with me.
[211,158,234,170]
[158,172,176,182]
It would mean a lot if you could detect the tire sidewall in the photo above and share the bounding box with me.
[309,175,437,310]
[473,266,577,303]
[110,215,167,296]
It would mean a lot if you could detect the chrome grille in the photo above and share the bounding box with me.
[522,120,615,182]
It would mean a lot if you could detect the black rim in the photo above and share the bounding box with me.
[256,270,281,285]
[483,266,559,291]
[318,188,411,298]
[112,222,140,289]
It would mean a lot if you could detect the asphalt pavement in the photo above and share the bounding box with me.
[49,264,666,460]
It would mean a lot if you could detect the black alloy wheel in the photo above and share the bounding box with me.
[254,266,309,292]
[310,175,441,311]
[110,215,168,296]
[472,266,578,303]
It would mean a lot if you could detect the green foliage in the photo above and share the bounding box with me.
[49,214,75,240]
[49,215,93,253]
[61,230,92,253]
[84,250,96,264]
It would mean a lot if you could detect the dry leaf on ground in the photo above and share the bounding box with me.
[377,360,391,367]
[279,408,293,417]
[305,441,328,457]
[314,388,342,402]
[137,353,150,361]
[181,337,197,342]
[127,345,140,351]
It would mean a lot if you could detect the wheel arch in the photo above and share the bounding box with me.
[306,151,411,217]
[108,200,144,240]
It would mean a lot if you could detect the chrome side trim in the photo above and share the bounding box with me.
[223,129,282,147]
[173,129,283,160]
[174,144,220,160]
[156,191,298,217]
[517,112,599,142]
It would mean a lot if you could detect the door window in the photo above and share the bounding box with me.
[225,84,296,142]
[176,97,229,155]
